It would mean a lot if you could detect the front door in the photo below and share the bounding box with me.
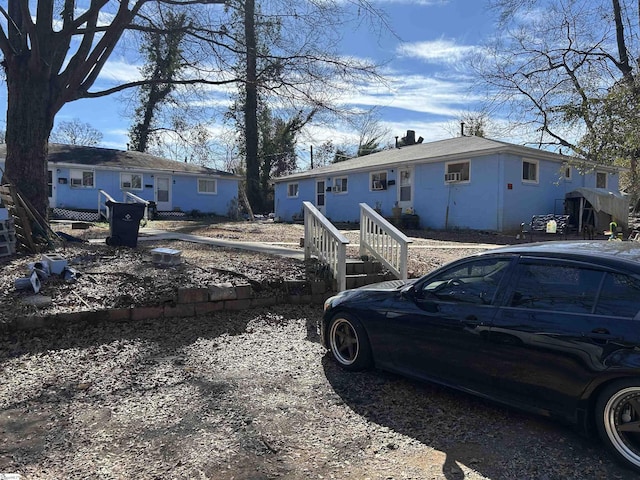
[397,168,413,211]
[155,176,172,211]
[47,169,56,208]
[316,180,326,215]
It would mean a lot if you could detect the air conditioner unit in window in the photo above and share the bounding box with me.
[444,172,461,182]
[372,181,383,190]
[332,186,340,192]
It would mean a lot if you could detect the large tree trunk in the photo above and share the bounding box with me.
[244,0,260,212]
[2,57,54,220]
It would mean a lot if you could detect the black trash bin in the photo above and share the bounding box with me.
[105,201,146,247]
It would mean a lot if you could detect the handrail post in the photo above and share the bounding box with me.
[358,203,412,280]
[303,201,349,291]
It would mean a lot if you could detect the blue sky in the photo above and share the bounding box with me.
[0,0,501,168]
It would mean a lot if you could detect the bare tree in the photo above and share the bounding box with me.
[51,118,103,146]
[0,0,230,219]
[476,0,640,195]
[224,0,388,210]
[0,0,388,220]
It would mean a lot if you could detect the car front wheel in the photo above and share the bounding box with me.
[596,379,640,472]
[327,314,372,371]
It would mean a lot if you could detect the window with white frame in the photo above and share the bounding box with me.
[445,161,470,183]
[198,178,217,194]
[522,159,539,183]
[287,183,299,198]
[120,172,142,190]
[370,171,387,191]
[70,169,94,188]
[334,176,348,193]
[596,171,607,189]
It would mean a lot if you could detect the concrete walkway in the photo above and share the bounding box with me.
[88,227,503,260]
[89,228,308,260]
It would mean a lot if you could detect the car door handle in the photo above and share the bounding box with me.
[463,315,481,326]
[584,328,619,342]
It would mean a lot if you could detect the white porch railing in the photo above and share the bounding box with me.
[123,191,151,223]
[359,202,412,280]
[303,201,350,291]
[98,190,116,221]
[98,190,150,222]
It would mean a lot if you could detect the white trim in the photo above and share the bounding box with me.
[370,171,387,191]
[70,168,95,189]
[49,161,241,179]
[522,159,539,184]
[197,177,218,194]
[334,176,348,193]
[120,172,143,190]
[444,160,471,183]
[287,182,299,198]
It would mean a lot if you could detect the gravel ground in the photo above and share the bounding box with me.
[1,219,632,479]
[0,306,633,479]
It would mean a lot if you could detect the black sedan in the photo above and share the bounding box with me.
[322,241,640,472]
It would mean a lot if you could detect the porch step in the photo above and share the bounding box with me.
[342,258,394,290]
[345,258,383,275]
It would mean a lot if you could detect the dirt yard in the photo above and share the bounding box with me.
[0,219,512,327]
[0,219,630,479]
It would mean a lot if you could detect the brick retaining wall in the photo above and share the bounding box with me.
[2,280,334,332]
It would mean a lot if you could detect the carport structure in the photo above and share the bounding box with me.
[565,187,628,233]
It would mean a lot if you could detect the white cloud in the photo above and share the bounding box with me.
[98,59,142,84]
[397,38,479,64]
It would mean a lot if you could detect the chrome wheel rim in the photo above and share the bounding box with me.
[329,318,359,365]
[603,387,640,467]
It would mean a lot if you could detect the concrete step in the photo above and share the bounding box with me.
[345,258,383,275]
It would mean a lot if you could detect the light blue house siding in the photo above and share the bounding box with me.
[52,166,238,215]
[273,136,622,232]
[0,144,241,216]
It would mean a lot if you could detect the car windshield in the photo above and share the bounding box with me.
[421,257,512,304]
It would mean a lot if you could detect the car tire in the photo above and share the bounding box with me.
[595,378,640,472]
[327,313,372,371]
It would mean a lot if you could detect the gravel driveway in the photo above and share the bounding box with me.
[0,304,633,479]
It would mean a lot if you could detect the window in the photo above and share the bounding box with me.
[316,181,325,207]
[70,169,94,188]
[563,165,572,181]
[522,160,538,183]
[596,172,607,189]
[287,183,299,198]
[595,273,640,318]
[370,171,387,191]
[421,257,512,305]
[399,169,412,202]
[509,262,603,313]
[48,170,53,198]
[334,177,348,193]
[445,161,470,183]
[198,178,217,194]
[121,172,142,190]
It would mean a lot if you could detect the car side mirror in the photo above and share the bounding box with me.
[401,284,421,300]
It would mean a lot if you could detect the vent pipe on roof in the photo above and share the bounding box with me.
[461,122,465,137]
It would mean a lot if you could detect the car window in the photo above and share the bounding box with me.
[421,258,511,305]
[509,262,603,313]
[595,273,640,319]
